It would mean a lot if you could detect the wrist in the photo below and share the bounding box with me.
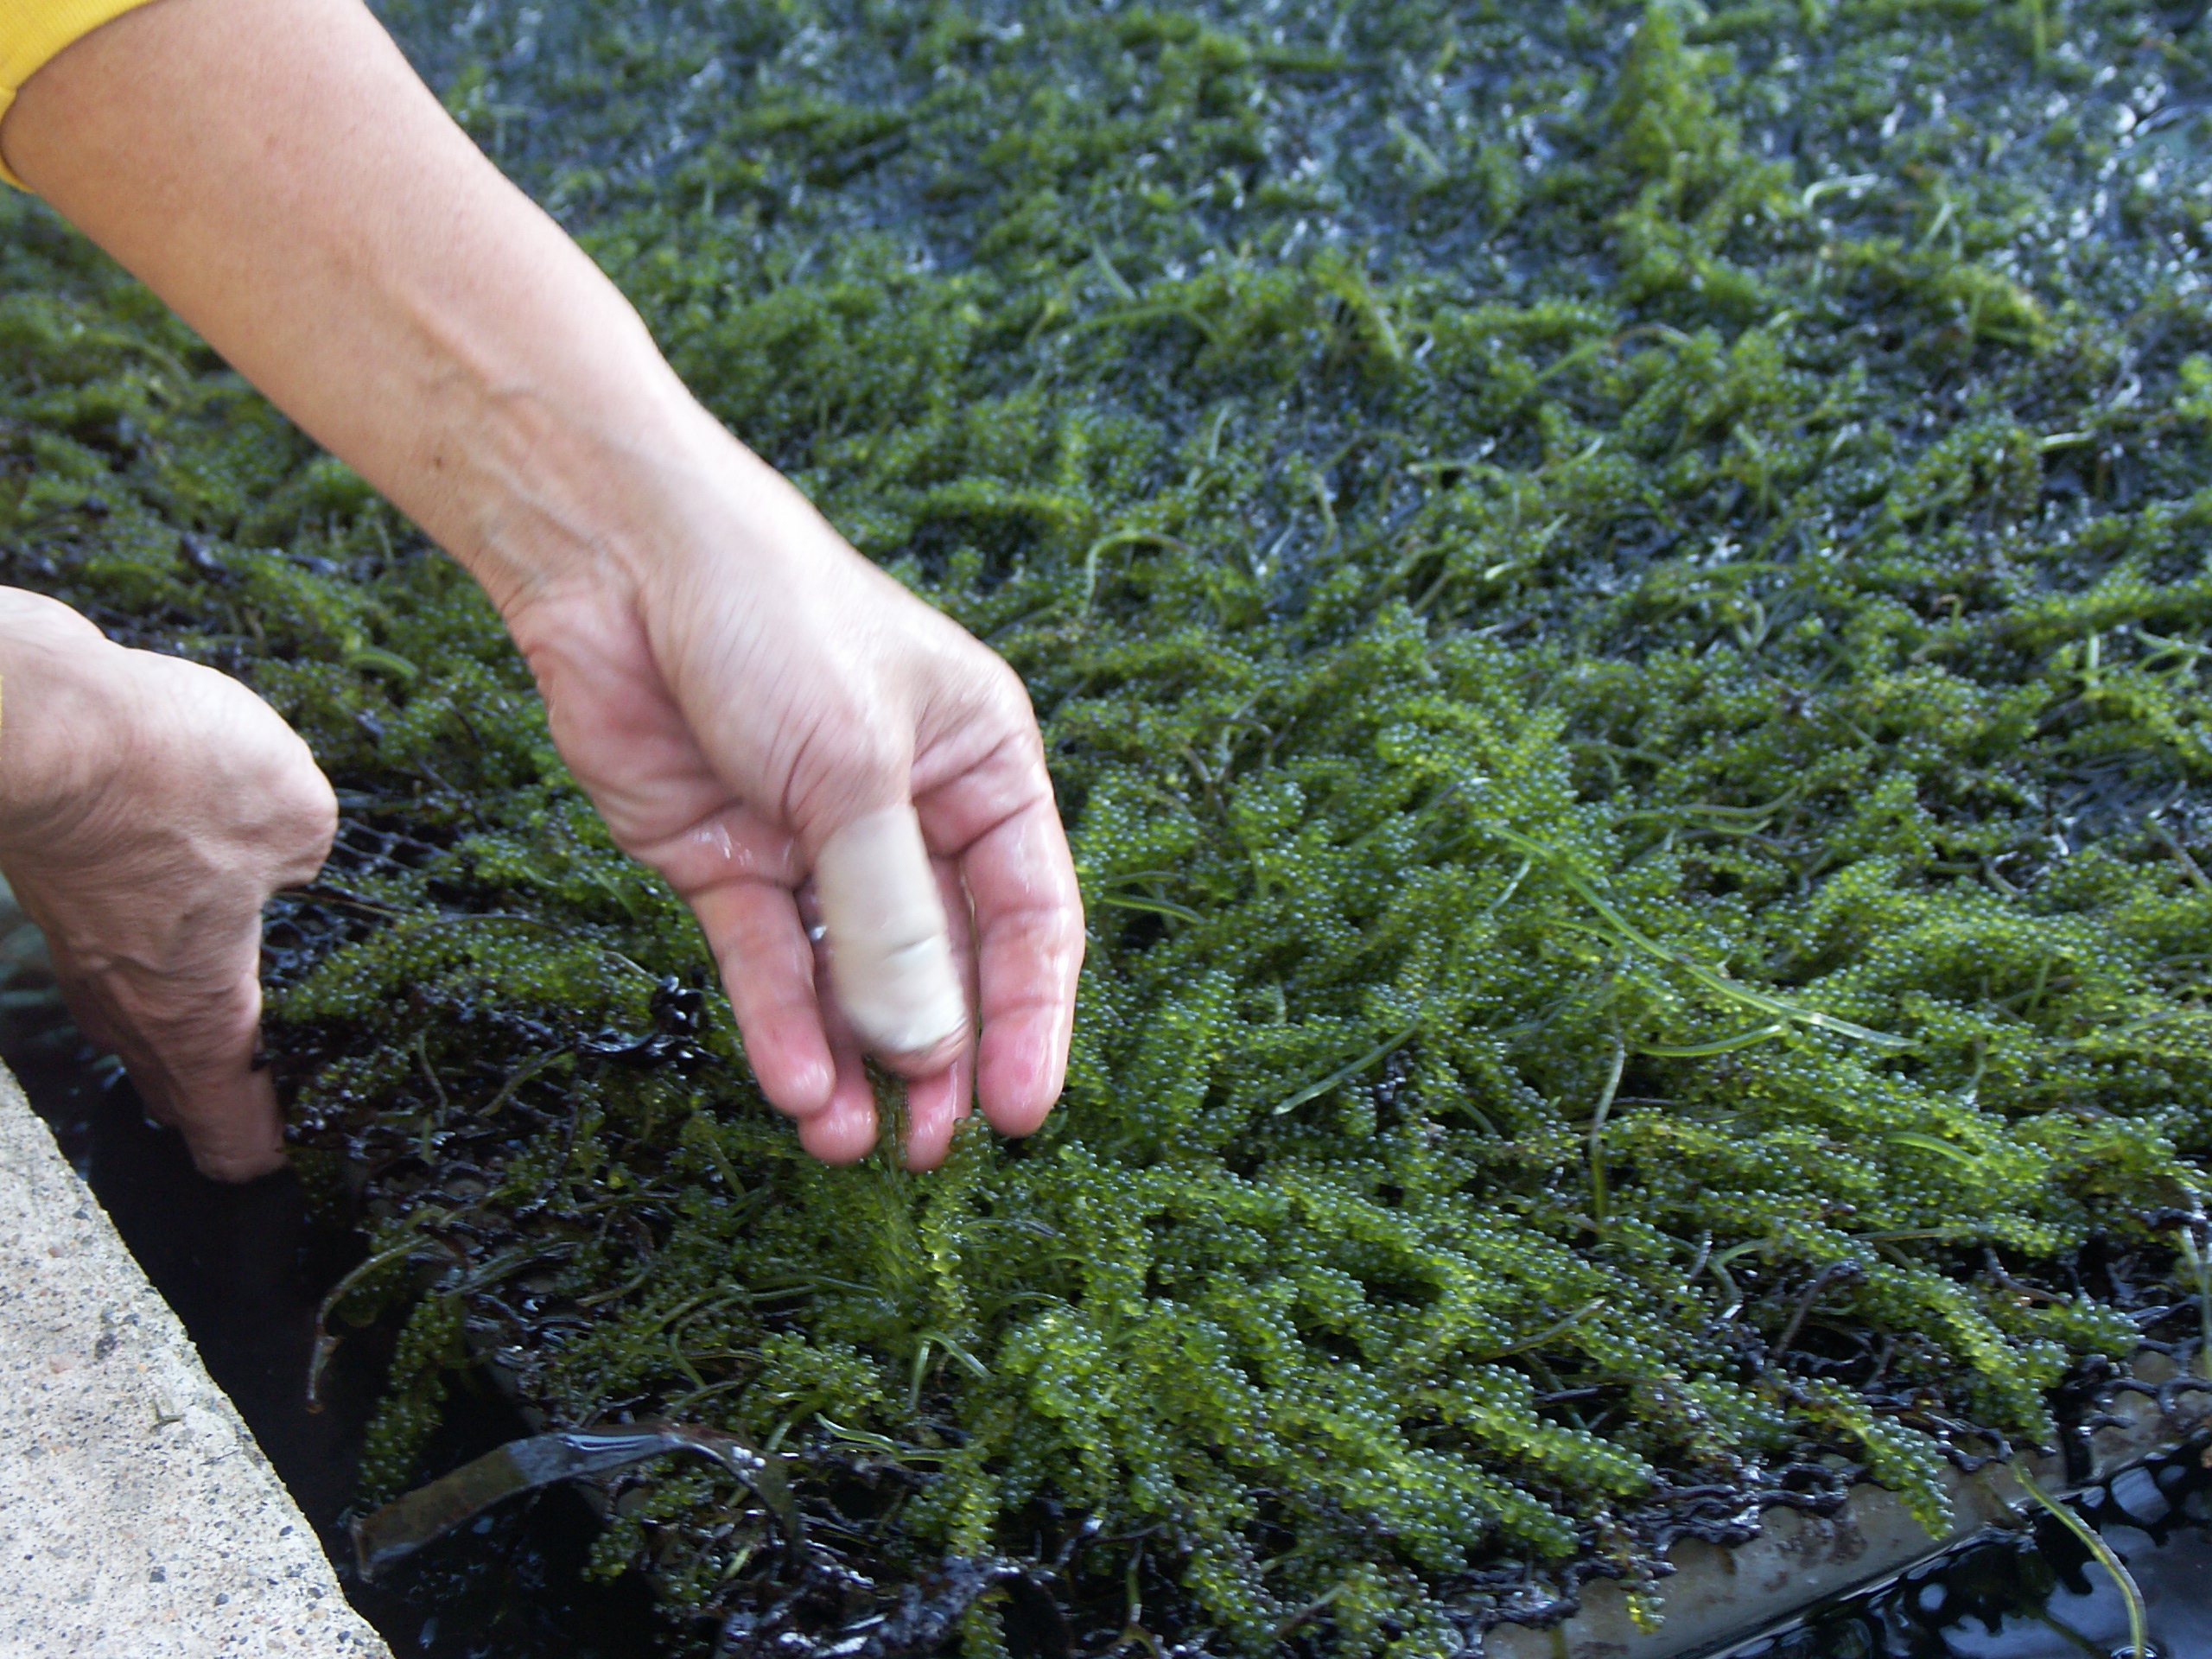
[472,393,854,642]
[433,372,746,616]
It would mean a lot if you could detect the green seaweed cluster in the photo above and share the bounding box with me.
[6,0,2212,1650]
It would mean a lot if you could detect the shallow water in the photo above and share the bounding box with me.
[0,909,663,1659]
[1732,1442,2212,1659]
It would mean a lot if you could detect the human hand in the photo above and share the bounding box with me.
[504,442,1084,1171]
[0,0,1082,1170]
[0,592,336,1180]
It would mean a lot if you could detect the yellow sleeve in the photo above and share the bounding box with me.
[0,0,162,188]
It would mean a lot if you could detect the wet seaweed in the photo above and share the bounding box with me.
[1737,1433,2212,1659]
[353,1421,801,1579]
[3,0,2212,1653]
[2018,1464,2152,1659]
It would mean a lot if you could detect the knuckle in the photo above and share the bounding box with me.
[842,720,910,788]
[970,655,1047,753]
[982,650,1033,706]
[288,768,341,855]
[242,736,339,861]
[785,708,910,830]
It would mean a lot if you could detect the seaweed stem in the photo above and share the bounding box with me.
[2015,1465,2151,1659]
[2177,1228,2212,1381]
[1587,1035,1626,1226]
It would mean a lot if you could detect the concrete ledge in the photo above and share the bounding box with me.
[0,1061,389,1659]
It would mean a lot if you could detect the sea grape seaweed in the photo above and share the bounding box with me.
[5,0,2212,1653]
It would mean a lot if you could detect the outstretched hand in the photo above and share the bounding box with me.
[508,449,1084,1170]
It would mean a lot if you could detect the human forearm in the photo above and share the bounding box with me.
[1,0,725,615]
[2,0,1084,1166]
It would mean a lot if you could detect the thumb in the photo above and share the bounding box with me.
[812,804,969,1074]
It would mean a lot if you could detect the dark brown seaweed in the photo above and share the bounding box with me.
[353,1422,801,1579]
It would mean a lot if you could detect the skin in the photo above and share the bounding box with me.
[0,0,1084,1177]
[0,592,335,1178]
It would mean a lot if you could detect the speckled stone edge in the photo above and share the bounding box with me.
[1483,1357,2211,1659]
[0,1059,391,1659]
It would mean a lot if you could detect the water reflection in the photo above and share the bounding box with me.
[1735,1440,2212,1659]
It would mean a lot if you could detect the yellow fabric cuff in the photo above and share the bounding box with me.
[0,0,162,188]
